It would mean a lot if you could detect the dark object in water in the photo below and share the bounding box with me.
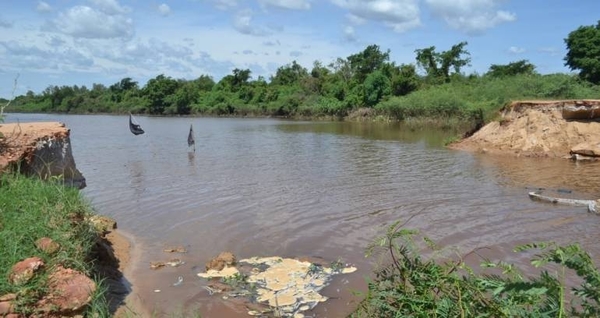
[129,114,144,135]
[188,124,195,151]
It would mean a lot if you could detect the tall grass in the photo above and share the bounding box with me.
[376,74,600,123]
[0,173,110,316]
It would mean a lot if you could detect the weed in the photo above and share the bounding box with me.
[351,220,600,317]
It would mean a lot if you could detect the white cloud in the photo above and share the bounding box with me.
[331,0,421,33]
[36,1,52,13]
[259,0,311,10]
[344,25,357,42]
[425,0,516,34]
[49,5,134,39]
[233,10,270,36]
[346,13,366,25]
[0,40,93,71]
[158,4,171,16]
[206,0,239,10]
[47,35,66,47]
[508,46,525,54]
[88,0,130,15]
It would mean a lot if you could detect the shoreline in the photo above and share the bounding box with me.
[105,227,152,317]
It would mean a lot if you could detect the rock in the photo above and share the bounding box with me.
[0,294,16,315]
[206,252,236,271]
[89,215,117,233]
[9,257,44,285]
[35,237,60,254]
[570,142,600,157]
[37,265,96,315]
[163,246,187,253]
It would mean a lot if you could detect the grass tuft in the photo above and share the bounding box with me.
[0,173,110,316]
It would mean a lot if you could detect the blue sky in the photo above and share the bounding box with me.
[0,0,599,99]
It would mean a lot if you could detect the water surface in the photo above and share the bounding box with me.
[5,113,600,317]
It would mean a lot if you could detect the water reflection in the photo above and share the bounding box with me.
[475,154,600,197]
[277,121,457,146]
[128,160,145,201]
[187,151,195,166]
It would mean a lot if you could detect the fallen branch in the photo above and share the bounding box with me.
[528,191,599,214]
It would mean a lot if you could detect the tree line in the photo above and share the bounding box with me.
[9,20,600,128]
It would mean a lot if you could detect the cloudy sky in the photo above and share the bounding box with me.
[0,0,598,98]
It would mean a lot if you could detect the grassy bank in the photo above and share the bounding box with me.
[0,173,110,316]
[350,221,600,317]
[376,73,600,123]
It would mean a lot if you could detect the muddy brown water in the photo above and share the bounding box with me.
[5,113,600,317]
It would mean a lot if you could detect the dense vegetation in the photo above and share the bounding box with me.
[0,174,110,316]
[564,21,600,84]
[10,31,600,132]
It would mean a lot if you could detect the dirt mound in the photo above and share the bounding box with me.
[451,100,600,158]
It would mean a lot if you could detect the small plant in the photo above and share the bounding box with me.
[307,263,323,276]
[221,272,249,289]
[329,259,345,274]
[351,219,600,317]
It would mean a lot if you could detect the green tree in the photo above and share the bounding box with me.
[301,60,330,94]
[564,21,600,84]
[415,41,471,82]
[271,60,308,86]
[218,68,252,92]
[347,44,390,82]
[378,62,419,96]
[195,75,215,91]
[363,70,391,107]
[143,74,180,114]
[109,77,139,103]
[487,60,537,77]
[167,81,196,114]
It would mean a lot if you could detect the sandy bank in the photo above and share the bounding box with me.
[451,100,600,158]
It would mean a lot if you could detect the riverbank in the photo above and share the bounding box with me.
[0,121,144,316]
[0,173,119,316]
[450,99,600,158]
[2,111,600,317]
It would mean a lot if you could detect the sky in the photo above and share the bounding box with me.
[0,0,599,99]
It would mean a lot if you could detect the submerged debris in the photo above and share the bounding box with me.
[206,251,236,271]
[149,258,185,270]
[163,246,187,253]
[173,276,184,286]
[196,253,357,317]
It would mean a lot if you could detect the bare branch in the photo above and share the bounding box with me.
[1,73,20,120]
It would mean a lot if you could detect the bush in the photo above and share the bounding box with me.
[351,220,600,317]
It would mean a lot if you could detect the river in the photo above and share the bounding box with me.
[4,113,600,317]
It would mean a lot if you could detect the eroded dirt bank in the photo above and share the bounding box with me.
[0,122,86,187]
[451,100,600,158]
[0,122,139,316]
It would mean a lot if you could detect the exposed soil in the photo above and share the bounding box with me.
[0,122,142,317]
[0,122,70,171]
[450,100,600,158]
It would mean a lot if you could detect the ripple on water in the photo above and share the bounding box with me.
[4,114,600,317]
